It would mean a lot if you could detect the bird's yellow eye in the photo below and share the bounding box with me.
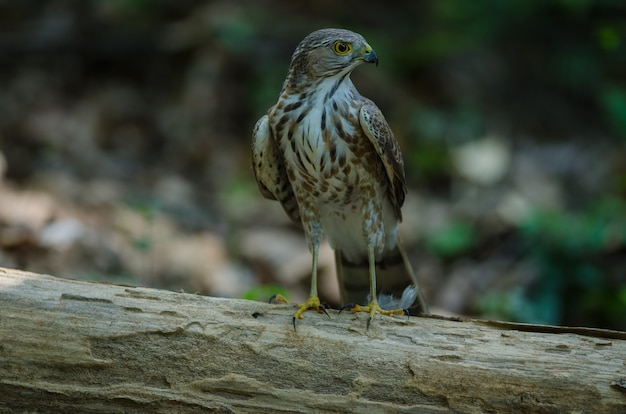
[333,41,352,55]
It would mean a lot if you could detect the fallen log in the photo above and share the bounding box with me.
[1,267,625,413]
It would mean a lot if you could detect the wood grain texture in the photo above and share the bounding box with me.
[1,267,625,413]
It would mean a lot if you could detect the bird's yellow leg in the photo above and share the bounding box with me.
[269,215,328,328]
[291,242,329,329]
[344,245,407,329]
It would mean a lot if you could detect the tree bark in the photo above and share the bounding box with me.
[1,267,625,413]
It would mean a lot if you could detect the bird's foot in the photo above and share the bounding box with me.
[270,294,329,329]
[292,296,330,330]
[340,301,409,329]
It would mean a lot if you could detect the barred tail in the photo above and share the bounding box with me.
[335,240,429,316]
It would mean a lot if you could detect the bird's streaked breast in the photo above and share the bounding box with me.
[272,78,362,190]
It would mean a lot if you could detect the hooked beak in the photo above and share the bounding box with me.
[361,43,378,66]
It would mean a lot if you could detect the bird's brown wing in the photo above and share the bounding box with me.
[252,113,301,224]
[358,98,407,219]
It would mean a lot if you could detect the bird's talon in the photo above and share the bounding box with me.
[291,296,328,329]
[269,293,289,304]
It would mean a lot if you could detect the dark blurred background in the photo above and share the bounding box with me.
[0,0,625,330]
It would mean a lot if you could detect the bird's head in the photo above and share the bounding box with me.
[288,28,378,81]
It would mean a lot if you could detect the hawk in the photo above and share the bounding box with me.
[252,28,429,328]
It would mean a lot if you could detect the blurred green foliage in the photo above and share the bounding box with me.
[521,198,626,255]
[426,221,477,258]
[601,86,626,141]
[481,198,626,329]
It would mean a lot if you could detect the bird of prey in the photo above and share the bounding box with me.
[252,28,429,328]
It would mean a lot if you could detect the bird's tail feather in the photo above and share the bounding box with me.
[335,240,429,315]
